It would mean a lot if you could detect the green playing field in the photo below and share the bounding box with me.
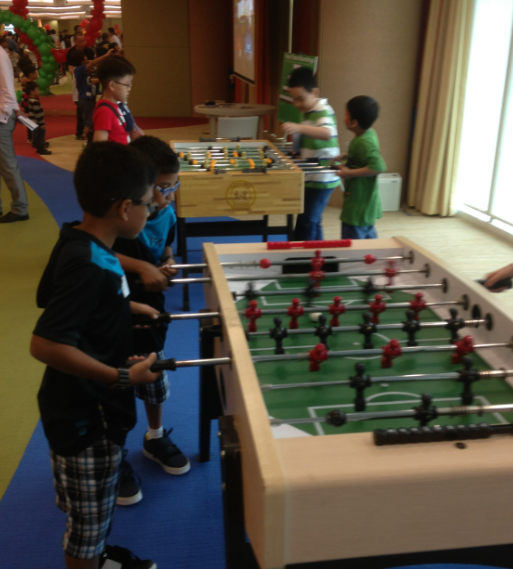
[236,273,513,436]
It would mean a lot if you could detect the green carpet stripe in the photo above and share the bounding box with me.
[0,180,59,500]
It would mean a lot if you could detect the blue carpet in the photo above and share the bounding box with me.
[0,156,290,568]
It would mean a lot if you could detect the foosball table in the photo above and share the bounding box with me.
[170,140,307,310]
[194,237,513,569]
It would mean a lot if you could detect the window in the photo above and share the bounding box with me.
[455,0,513,233]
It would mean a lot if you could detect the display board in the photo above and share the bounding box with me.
[233,0,255,84]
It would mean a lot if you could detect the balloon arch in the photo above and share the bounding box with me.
[1,0,119,92]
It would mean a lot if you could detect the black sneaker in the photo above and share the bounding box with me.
[143,428,190,475]
[117,452,142,506]
[100,545,156,569]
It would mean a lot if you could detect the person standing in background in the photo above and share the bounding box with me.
[0,39,29,223]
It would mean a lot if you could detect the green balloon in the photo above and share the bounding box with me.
[41,55,49,63]
[27,26,39,40]
[42,64,53,74]
[37,76,49,89]
[2,11,12,24]
[38,43,51,57]
[11,14,23,28]
[16,89,22,104]
[46,36,53,44]
[34,37,42,46]
[20,21,29,33]
[48,55,56,63]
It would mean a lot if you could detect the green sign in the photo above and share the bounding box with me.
[278,52,318,123]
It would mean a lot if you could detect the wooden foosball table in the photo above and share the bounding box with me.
[196,237,513,569]
[170,140,305,310]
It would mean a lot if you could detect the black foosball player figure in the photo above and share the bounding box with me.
[445,307,465,344]
[314,314,333,349]
[359,312,376,349]
[349,362,372,411]
[269,317,288,355]
[402,310,421,346]
[304,278,321,306]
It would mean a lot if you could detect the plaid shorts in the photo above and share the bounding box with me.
[51,437,123,559]
[135,349,170,404]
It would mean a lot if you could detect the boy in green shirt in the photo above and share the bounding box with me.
[337,96,386,239]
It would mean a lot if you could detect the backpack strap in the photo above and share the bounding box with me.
[96,102,129,132]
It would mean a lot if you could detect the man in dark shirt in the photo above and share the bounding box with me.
[66,32,95,140]
[31,141,161,569]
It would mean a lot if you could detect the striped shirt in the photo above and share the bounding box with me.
[28,97,45,127]
[300,98,340,187]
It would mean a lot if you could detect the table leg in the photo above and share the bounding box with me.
[286,213,294,240]
[257,116,265,139]
[219,415,260,569]
[209,116,217,138]
[198,322,223,463]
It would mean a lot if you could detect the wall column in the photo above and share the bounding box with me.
[121,0,192,117]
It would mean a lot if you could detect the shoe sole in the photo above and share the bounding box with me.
[116,489,143,506]
[143,449,191,475]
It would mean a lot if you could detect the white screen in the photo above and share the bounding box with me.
[233,0,255,83]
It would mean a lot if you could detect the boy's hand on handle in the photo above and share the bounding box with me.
[158,259,178,278]
[127,353,160,385]
[138,263,169,291]
[336,165,352,179]
[130,301,160,327]
[484,263,513,292]
[281,122,302,135]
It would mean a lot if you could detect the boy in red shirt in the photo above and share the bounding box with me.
[93,56,137,145]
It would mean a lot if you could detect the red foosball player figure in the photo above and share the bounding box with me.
[410,292,427,321]
[311,250,325,272]
[381,339,402,368]
[287,298,304,329]
[364,254,376,265]
[452,335,474,364]
[328,296,346,326]
[369,294,386,324]
[385,260,398,285]
[309,343,329,372]
[245,300,262,332]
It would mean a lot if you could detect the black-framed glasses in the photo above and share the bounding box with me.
[131,198,157,214]
[110,197,157,214]
[114,81,132,89]
[155,181,180,197]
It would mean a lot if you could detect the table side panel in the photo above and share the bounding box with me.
[203,243,286,569]
[277,433,513,564]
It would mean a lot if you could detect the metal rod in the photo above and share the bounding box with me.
[170,312,220,321]
[248,319,484,337]
[225,268,425,283]
[172,254,410,272]
[260,369,513,391]
[174,357,231,368]
[233,283,445,298]
[252,342,513,363]
[240,299,465,316]
[269,402,513,427]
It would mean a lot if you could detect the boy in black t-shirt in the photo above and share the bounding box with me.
[31,142,161,569]
[113,136,188,506]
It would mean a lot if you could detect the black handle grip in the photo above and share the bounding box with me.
[477,277,513,291]
[125,357,177,372]
[373,422,505,446]
[132,313,171,326]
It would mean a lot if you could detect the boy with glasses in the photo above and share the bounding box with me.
[31,141,162,569]
[93,56,137,144]
[113,136,189,506]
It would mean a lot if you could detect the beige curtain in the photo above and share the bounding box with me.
[408,0,475,216]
